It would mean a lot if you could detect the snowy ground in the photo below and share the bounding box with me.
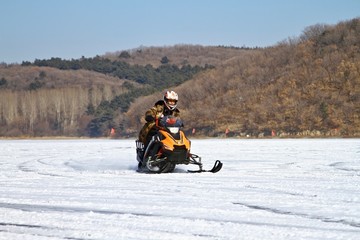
[0,138,359,240]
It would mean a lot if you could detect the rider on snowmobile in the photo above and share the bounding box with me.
[136,90,222,173]
[138,90,180,147]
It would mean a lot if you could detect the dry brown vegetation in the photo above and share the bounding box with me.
[104,44,250,67]
[128,18,360,137]
[1,18,359,137]
[0,65,132,90]
[0,66,135,136]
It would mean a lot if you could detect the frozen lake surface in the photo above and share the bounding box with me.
[0,138,359,240]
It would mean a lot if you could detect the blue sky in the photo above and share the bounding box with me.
[1,0,359,63]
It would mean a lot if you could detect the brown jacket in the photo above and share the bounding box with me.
[139,100,180,144]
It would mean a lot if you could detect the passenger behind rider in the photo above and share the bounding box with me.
[138,90,180,147]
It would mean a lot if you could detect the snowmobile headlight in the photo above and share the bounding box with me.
[168,127,179,134]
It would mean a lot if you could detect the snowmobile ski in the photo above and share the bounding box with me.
[187,160,223,173]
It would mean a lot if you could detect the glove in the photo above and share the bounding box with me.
[145,115,155,122]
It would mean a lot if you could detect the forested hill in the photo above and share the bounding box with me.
[128,18,360,137]
[0,17,359,138]
[0,45,247,137]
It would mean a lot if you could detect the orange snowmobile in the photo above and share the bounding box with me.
[136,116,222,173]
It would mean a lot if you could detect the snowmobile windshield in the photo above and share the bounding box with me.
[160,116,183,128]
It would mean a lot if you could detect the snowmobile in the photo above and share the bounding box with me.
[136,115,222,173]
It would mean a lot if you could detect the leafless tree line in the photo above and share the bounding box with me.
[0,85,124,136]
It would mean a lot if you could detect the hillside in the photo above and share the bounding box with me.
[1,46,245,137]
[0,65,133,90]
[128,18,360,137]
[103,44,251,68]
[0,65,140,136]
[0,18,359,138]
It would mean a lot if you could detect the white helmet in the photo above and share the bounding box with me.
[163,90,178,110]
